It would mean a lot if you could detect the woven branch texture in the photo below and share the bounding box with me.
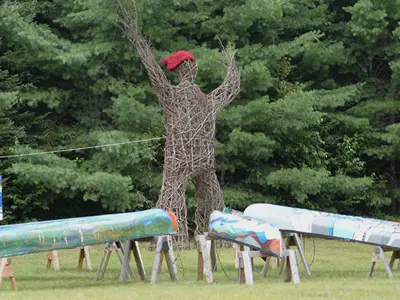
[118,0,240,246]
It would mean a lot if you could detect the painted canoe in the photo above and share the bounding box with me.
[244,203,400,250]
[208,211,283,258]
[222,207,243,216]
[0,209,177,258]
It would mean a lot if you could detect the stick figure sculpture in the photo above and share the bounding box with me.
[118,2,240,245]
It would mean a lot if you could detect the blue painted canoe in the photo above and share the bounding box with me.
[0,209,177,258]
[209,211,283,258]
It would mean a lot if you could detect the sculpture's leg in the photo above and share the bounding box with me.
[157,176,189,248]
[194,171,224,235]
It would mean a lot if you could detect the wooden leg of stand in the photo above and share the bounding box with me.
[279,255,286,275]
[239,262,246,284]
[78,246,92,270]
[116,245,134,280]
[238,245,245,284]
[101,251,112,279]
[271,257,280,269]
[382,250,394,277]
[210,240,217,272]
[46,251,52,270]
[158,253,164,273]
[195,235,214,283]
[284,254,291,283]
[165,237,178,281]
[118,241,135,279]
[0,258,6,289]
[389,250,400,270]
[46,251,60,271]
[294,234,311,276]
[204,240,211,274]
[234,244,240,269]
[120,240,134,283]
[132,241,146,281]
[368,262,376,279]
[151,236,178,284]
[241,251,254,285]
[164,251,177,282]
[197,246,204,280]
[200,236,213,283]
[83,246,92,270]
[367,247,393,278]
[1,259,17,291]
[284,250,300,284]
[288,250,300,284]
[94,246,108,280]
[261,257,271,277]
[244,246,254,272]
[151,237,163,284]
[150,236,178,283]
[78,248,84,269]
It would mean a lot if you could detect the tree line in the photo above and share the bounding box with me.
[0,0,399,229]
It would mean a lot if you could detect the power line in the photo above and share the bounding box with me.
[0,136,165,159]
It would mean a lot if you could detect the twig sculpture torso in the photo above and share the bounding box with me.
[118,3,240,246]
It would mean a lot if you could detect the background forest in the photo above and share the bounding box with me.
[0,0,399,233]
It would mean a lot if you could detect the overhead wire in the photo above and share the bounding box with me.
[0,136,165,159]
[303,235,316,267]
[172,235,186,277]
[215,243,237,282]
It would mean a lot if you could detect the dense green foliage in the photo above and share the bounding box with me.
[0,0,399,226]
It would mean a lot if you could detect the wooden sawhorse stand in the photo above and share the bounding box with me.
[78,246,93,270]
[195,234,216,283]
[367,247,400,278]
[196,233,300,285]
[117,236,177,284]
[95,241,135,280]
[46,250,60,271]
[0,258,17,291]
[46,246,92,271]
[150,235,178,284]
[119,239,147,283]
[278,233,311,277]
[238,249,300,285]
[234,244,255,270]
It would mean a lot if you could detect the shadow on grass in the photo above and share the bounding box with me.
[7,275,162,291]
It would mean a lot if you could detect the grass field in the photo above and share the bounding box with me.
[1,238,399,299]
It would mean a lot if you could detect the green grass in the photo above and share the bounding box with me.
[1,238,399,299]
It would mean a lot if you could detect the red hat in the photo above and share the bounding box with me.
[162,50,196,71]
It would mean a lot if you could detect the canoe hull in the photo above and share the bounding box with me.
[0,209,177,258]
[244,203,400,250]
[208,211,282,258]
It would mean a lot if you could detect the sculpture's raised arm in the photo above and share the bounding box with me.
[117,0,171,97]
[208,49,240,113]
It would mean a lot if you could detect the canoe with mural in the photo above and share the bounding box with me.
[208,211,283,258]
[244,203,400,250]
[0,208,177,258]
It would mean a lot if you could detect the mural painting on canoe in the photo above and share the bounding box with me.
[244,204,400,250]
[208,211,282,258]
[0,209,177,258]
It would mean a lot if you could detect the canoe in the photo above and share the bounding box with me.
[208,211,282,258]
[244,203,400,250]
[0,209,177,258]
[222,207,243,216]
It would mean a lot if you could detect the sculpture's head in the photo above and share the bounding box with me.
[162,50,197,83]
